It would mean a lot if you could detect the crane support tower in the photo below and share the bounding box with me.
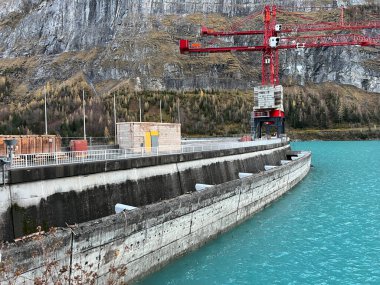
[179,5,380,139]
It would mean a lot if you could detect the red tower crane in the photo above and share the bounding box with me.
[179,5,380,139]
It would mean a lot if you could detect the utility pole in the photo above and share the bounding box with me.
[44,86,48,135]
[139,97,142,122]
[160,99,162,123]
[83,89,86,140]
[177,98,181,124]
[114,93,117,145]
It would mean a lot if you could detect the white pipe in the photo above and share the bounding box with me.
[238,172,253,179]
[115,203,137,214]
[264,165,277,171]
[195,183,212,192]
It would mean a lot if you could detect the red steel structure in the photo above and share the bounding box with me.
[179,5,380,138]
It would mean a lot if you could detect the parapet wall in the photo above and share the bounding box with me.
[0,150,311,284]
[0,142,288,241]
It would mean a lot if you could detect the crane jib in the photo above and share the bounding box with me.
[179,5,379,139]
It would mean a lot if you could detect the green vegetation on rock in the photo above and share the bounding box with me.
[0,74,379,138]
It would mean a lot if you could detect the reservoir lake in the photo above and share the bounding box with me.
[137,141,380,285]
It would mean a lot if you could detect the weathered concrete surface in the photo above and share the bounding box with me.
[0,229,72,284]
[1,142,289,240]
[0,185,13,241]
[0,150,311,284]
[120,152,311,283]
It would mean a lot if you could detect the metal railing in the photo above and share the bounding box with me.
[6,137,287,169]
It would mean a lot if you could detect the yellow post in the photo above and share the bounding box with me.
[144,132,151,153]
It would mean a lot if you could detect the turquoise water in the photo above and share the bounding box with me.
[136,141,380,285]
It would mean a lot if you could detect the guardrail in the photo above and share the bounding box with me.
[5,137,287,170]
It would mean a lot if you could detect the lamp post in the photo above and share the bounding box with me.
[4,139,17,165]
[44,86,48,135]
[177,98,181,124]
[160,99,162,123]
[83,89,86,140]
[114,93,117,145]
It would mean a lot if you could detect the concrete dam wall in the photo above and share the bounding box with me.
[1,141,288,241]
[0,147,311,284]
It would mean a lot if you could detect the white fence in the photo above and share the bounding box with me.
[4,138,286,170]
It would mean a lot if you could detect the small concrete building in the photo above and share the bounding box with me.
[117,122,181,152]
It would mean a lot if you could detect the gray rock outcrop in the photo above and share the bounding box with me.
[0,0,378,93]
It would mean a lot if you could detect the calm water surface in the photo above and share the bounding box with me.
[136,141,380,284]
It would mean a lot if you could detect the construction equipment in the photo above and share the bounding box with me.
[179,5,380,138]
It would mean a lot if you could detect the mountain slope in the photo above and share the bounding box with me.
[0,0,379,137]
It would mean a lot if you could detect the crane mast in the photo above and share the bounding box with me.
[179,5,380,139]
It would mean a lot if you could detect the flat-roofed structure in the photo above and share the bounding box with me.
[117,122,181,152]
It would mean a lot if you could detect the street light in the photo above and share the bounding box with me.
[4,139,17,164]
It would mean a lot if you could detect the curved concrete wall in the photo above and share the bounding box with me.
[0,151,311,284]
[1,142,288,241]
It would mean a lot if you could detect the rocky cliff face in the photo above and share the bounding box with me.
[0,0,378,95]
